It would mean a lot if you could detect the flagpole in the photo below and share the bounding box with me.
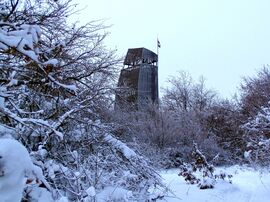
[157,45,159,68]
[157,37,159,68]
[156,37,160,106]
[157,44,159,67]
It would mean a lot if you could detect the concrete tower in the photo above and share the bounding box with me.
[115,47,158,110]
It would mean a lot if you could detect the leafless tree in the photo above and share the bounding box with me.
[162,71,194,111]
[240,66,270,118]
[162,71,216,113]
[192,76,216,113]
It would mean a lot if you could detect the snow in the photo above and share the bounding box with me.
[26,187,53,202]
[0,87,6,109]
[43,59,59,66]
[44,160,60,179]
[1,139,270,202]
[86,186,96,197]
[199,177,215,189]
[0,124,14,137]
[96,186,132,201]
[56,197,69,202]
[48,75,77,92]
[103,133,137,159]
[0,32,39,61]
[0,138,34,202]
[0,138,50,202]
[244,150,251,159]
[157,166,270,202]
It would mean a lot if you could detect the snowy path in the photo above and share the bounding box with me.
[158,166,270,202]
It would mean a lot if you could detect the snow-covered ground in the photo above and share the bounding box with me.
[158,166,270,202]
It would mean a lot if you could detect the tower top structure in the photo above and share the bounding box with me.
[124,48,158,67]
[115,47,159,110]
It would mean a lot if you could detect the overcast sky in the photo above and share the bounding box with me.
[73,0,270,98]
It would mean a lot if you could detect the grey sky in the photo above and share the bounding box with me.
[73,0,270,98]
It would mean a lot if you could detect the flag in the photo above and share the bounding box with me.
[157,38,161,48]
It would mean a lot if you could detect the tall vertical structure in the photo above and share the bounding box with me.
[115,47,159,110]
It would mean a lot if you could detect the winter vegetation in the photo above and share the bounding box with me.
[1,0,270,201]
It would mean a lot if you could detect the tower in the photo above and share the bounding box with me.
[115,47,159,110]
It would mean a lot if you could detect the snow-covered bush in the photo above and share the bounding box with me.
[0,138,51,202]
[243,105,270,167]
[112,103,222,164]
[179,143,232,189]
[238,67,270,166]
[27,126,163,201]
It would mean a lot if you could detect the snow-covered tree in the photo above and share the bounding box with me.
[238,66,270,166]
[243,104,270,166]
[0,0,163,201]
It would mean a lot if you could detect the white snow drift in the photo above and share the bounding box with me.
[158,166,270,202]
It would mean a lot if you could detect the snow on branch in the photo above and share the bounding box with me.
[101,132,162,186]
[44,108,79,140]
[8,100,44,115]
[0,24,41,61]
[0,22,77,92]
[243,106,270,134]
[103,133,137,159]
[0,106,64,139]
[48,74,77,92]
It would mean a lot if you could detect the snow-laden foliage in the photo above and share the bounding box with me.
[243,106,270,137]
[0,0,163,201]
[179,143,232,189]
[28,124,162,201]
[243,105,270,166]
